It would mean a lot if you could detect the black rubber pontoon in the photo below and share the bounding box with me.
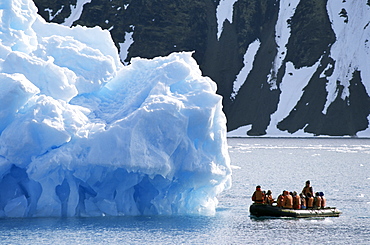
[249,203,341,218]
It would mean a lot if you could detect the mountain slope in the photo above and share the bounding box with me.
[33,0,370,136]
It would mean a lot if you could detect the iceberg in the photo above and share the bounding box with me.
[0,0,231,217]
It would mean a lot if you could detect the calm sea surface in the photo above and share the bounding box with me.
[1,138,370,244]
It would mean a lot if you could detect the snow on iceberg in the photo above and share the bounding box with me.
[0,0,231,217]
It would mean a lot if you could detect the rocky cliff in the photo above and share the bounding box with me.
[33,0,370,136]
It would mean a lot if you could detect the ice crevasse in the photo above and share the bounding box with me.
[0,0,231,217]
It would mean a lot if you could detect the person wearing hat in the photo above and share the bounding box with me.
[314,192,322,208]
[320,192,326,208]
[252,185,265,204]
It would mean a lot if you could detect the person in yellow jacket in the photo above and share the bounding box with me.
[252,185,265,204]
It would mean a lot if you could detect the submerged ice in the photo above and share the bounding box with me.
[0,0,231,217]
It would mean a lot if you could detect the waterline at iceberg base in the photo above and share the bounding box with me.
[0,0,231,218]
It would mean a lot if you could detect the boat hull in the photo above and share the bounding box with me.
[249,204,341,218]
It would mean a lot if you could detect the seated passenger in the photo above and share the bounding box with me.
[300,193,306,209]
[264,190,274,205]
[277,192,285,207]
[306,192,314,208]
[283,190,293,209]
[252,185,265,204]
[292,191,301,209]
[320,192,326,208]
[314,192,322,208]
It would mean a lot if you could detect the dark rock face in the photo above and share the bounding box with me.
[35,0,76,24]
[33,0,370,136]
[285,0,335,68]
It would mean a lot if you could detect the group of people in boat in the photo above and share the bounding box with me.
[252,180,327,209]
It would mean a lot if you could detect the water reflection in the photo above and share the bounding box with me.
[1,138,370,244]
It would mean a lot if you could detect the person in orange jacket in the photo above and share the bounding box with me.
[320,192,326,208]
[292,191,301,209]
[314,192,322,208]
[300,193,307,209]
[306,192,314,208]
[283,190,293,209]
[277,192,284,207]
[252,185,265,204]
[264,190,274,205]
[302,180,313,198]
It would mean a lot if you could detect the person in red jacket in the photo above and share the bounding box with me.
[252,185,265,204]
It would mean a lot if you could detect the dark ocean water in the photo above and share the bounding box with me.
[1,138,369,244]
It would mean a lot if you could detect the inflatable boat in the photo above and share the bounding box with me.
[249,203,341,218]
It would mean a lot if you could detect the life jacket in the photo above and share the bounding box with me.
[321,197,326,208]
[293,195,301,209]
[283,194,293,209]
[314,196,322,208]
[264,195,274,205]
[277,195,284,207]
[252,189,265,203]
[302,186,313,197]
[307,197,314,208]
[300,196,306,208]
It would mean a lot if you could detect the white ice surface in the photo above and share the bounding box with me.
[119,31,134,65]
[63,0,92,27]
[216,0,238,40]
[230,39,260,100]
[267,0,300,90]
[324,1,370,113]
[267,61,320,136]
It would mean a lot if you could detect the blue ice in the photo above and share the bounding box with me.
[0,0,231,217]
